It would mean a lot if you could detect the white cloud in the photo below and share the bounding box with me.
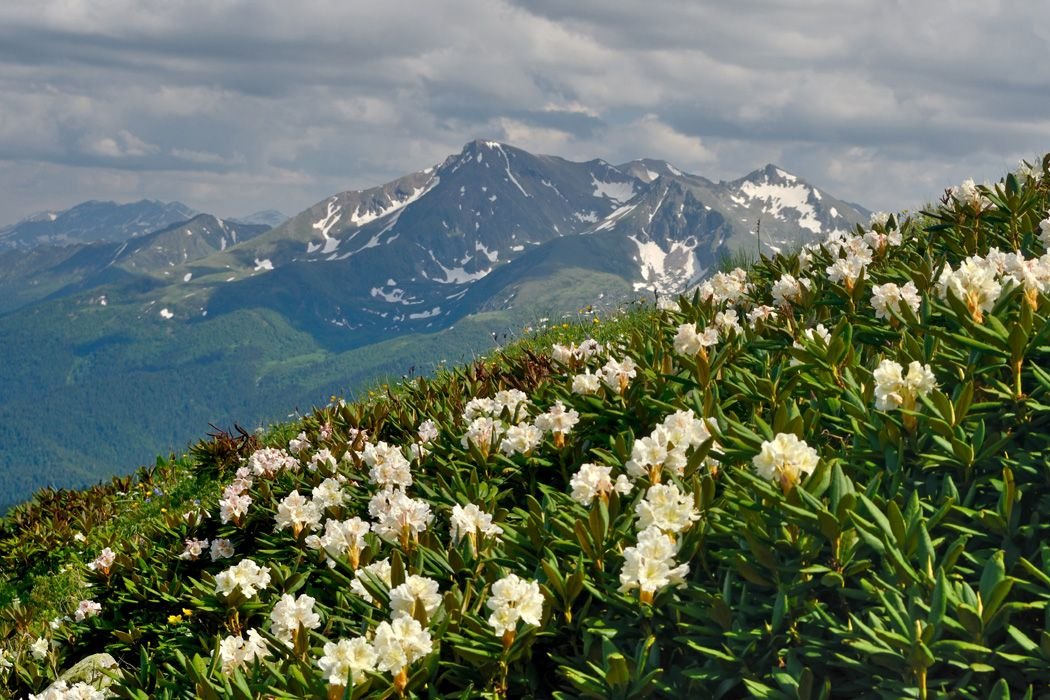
[0,0,1046,218]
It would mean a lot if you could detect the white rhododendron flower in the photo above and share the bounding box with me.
[493,389,530,421]
[619,526,689,601]
[673,322,718,356]
[248,447,299,478]
[873,359,937,412]
[317,637,377,687]
[569,463,632,505]
[27,681,107,700]
[713,309,741,336]
[625,410,720,481]
[771,274,809,307]
[217,629,270,674]
[635,483,700,535]
[307,448,337,473]
[1039,215,1050,248]
[74,599,101,622]
[305,517,370,568]
[30,637,49,660]
[449,503,503,544]
[656,295,680,311]
[350,558,392,603]
[389,575,442,621]
[552,339,603,366]
[486,573,545,638]
[179,538,209,561]
[288,431,310,456]
[210,538,235,561]
[312,477,348,509]
[825,255,867,289]
[599,356,637,395]
[1001,251,1050,307]
[701,267,751,305]
[534,401,579,447]
[87,547,116,574]
[461,416,506,455]
[801,324,831,346]
[362,441,413,488]
[936,257,1003,323]
[870,281,921,320]
[369,488,434,543]
[269,593,321,645]
[274,490,322,534]
[752,433,819,492]
[215,559,271,599]
[418,419,439,443]
[373,616,433,677]
[219,493,252,525]
[463,397,498,421]
[500,422,543,456]
[747,304,778,326]
[571,369,602,395]
[953,178,982,207]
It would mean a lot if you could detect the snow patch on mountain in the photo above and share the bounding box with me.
[312,200,343,238]
[408,306,441,320]
[592,175,635,203]
[348,176,440,230]
[592,204,637,232]
[629,235,699,294]
[736,179,822,234]
[487,143,530,198]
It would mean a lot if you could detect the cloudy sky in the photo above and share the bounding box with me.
[0,0,1047,222]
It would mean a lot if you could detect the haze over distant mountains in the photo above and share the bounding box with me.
[0,141,868,510]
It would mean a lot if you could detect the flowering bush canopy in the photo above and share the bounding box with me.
[3,156,1050,698]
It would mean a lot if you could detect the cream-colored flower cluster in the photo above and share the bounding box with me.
[625,409,720,483]
[752,433,819,493]
[873,359,937,412]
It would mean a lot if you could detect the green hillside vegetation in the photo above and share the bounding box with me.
[0,263,627,513]
[3,158,1050,698]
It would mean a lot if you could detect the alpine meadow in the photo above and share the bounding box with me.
[3,156,1050,699]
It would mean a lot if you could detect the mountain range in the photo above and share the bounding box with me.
[0,141,867,510]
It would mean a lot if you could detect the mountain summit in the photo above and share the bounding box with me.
[0,199,199,250]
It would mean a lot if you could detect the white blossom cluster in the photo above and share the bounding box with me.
[695,267,751,305]
[873,359,937,412]
[624,409,720,482]
[368,487,434,544]
[486,573,544,637]
[551,338,604,368]
[214,559,271,599]
[618,526,689,601]
[26,681,107,700]
[73,600,101,622]
[248,447,300,478]
[269,593,321,645]
[449,503,503,546]
[569,463,633,506]
[305,517,370,568]
[218,629,270,674]
[870,281,921,320]
[752,433,820,492]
